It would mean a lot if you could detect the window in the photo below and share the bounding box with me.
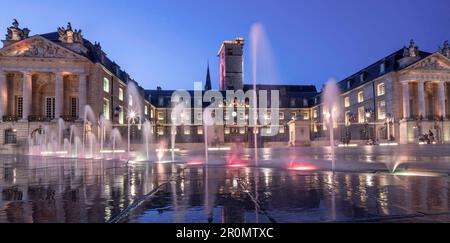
[290,112,296,119]
[145,106,148,116]
[128,95,133,107]
[279,112,284,120]
[157,127,164,136]
[347,80,351,89]
[344,97,350,108]
[150,109,154,119]
[158,111,164,121]
[196,112,202,121]
[4,129,17,144]
[380,63,386,74]
[103,77,110,93]
[71,97,78,118]
[358,106,365,124]
[313,109,318,119]
[118,87,124,101]
[119,105,124,124]
[378,100,386,120]
[158,97,164,106]
[313,124,318,132]
[290,99,296,107]
[358,91,364,103]
[45,97,55,119]
[345,111,351,126]
[303,112,310,120]
[377,83,385,96]
[279,126,285,134]
[197,126,203,135]
[103,98,110,120]
[184,127,191,135]
[303,99,308,107]
[239,127,246,134]
[224,127,230,135]
[15,96,23,118]
[360,73,366,83]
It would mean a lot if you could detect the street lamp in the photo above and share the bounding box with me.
[127,109,141,154]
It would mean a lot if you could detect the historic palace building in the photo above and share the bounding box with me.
[1,19,450,151]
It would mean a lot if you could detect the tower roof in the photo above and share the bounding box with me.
[205,61,212,91]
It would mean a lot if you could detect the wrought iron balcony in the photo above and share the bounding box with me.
[2,116,20,122]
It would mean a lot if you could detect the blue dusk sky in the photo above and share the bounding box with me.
[2,0,450,90]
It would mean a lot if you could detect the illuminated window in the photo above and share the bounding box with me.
[345,111,350,126]
[150,109,154,119]
[224,127,230,134]
[103,98,110,120]
[239,127,246,134]
[128,95,133,107]
[158,111,164,121]
[119,105,124,124]
[377,83,385,96]
[103,77,110,93]
[303,112,309,120]
[279,126,285,134]
[197,126,203,135]
[184,127,191,135]
[313,109,318,119]
[378,100,386,120]
[358,106,365,124]
[157,127,164,136]
[145,106,148,116]
[279,112,284,120]
[358,91,364,103]
[313,124,318,132]
[118,87,124,101]
[344,97,350,108]
[290,112,296,119]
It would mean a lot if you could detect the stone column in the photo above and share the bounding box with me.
[78,74,87,119]
[402,82,410,119]
[54,72,64,120]
[438,81,446,118]
[418,80,426,118]
[22,72,33,121]
[0,71,7,120]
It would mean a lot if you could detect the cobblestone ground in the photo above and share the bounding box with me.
[1,145,449,223]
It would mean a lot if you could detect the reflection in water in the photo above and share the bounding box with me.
[0,155,450,223]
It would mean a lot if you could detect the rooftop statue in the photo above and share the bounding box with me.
[58,22,83,44]
[403,39,419,58]
[6,19,30,41]
[439,40,450,58]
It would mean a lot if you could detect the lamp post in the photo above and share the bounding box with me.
[365,109,373,144]
[127,110,140,155]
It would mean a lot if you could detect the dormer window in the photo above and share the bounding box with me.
[380,62,386,74]
[303,98,308,107]
[360,73,367,83]
[347,80,351,89]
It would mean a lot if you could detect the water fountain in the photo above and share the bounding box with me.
[322,79,340,172]
[83,105,96,154]
[142,121,152,160]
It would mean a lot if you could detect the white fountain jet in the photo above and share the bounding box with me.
[322,79,341,172]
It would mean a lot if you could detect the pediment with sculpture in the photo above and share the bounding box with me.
[409,54,450,72]
[0,36,83,59]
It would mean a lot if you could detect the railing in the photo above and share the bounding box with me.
[27,116,53,122]
[61,116,79,122]
[2,116,20,122]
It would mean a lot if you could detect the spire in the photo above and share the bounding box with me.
[205,60,212,91]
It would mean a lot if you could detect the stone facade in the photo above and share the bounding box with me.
[1,20,450,150]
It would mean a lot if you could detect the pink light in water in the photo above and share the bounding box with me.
[288,162,317,171]
[187,160,204,166]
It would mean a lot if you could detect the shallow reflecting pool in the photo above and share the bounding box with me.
[1,146,450,223]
